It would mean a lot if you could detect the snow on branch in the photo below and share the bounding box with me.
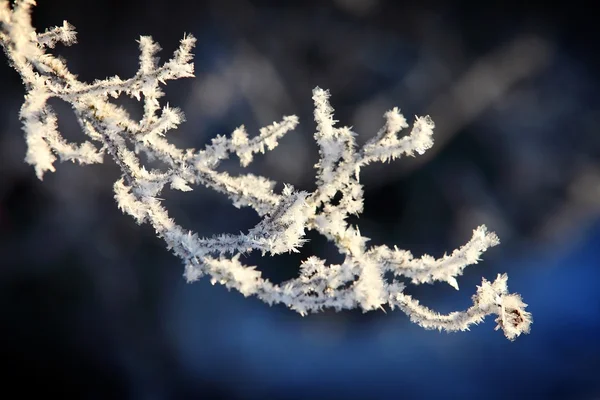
[0,0,531,340]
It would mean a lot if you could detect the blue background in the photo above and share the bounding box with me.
[1,0,599,398]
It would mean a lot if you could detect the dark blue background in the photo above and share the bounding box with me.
[1,1,599,398]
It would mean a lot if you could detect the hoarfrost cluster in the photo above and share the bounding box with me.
[0,0,532,340]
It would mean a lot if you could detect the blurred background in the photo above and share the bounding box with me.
[1,0,599,398]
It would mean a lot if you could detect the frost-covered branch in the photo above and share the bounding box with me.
[0,0,531,340]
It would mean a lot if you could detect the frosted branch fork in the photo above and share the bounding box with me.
[1,0,531,340]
